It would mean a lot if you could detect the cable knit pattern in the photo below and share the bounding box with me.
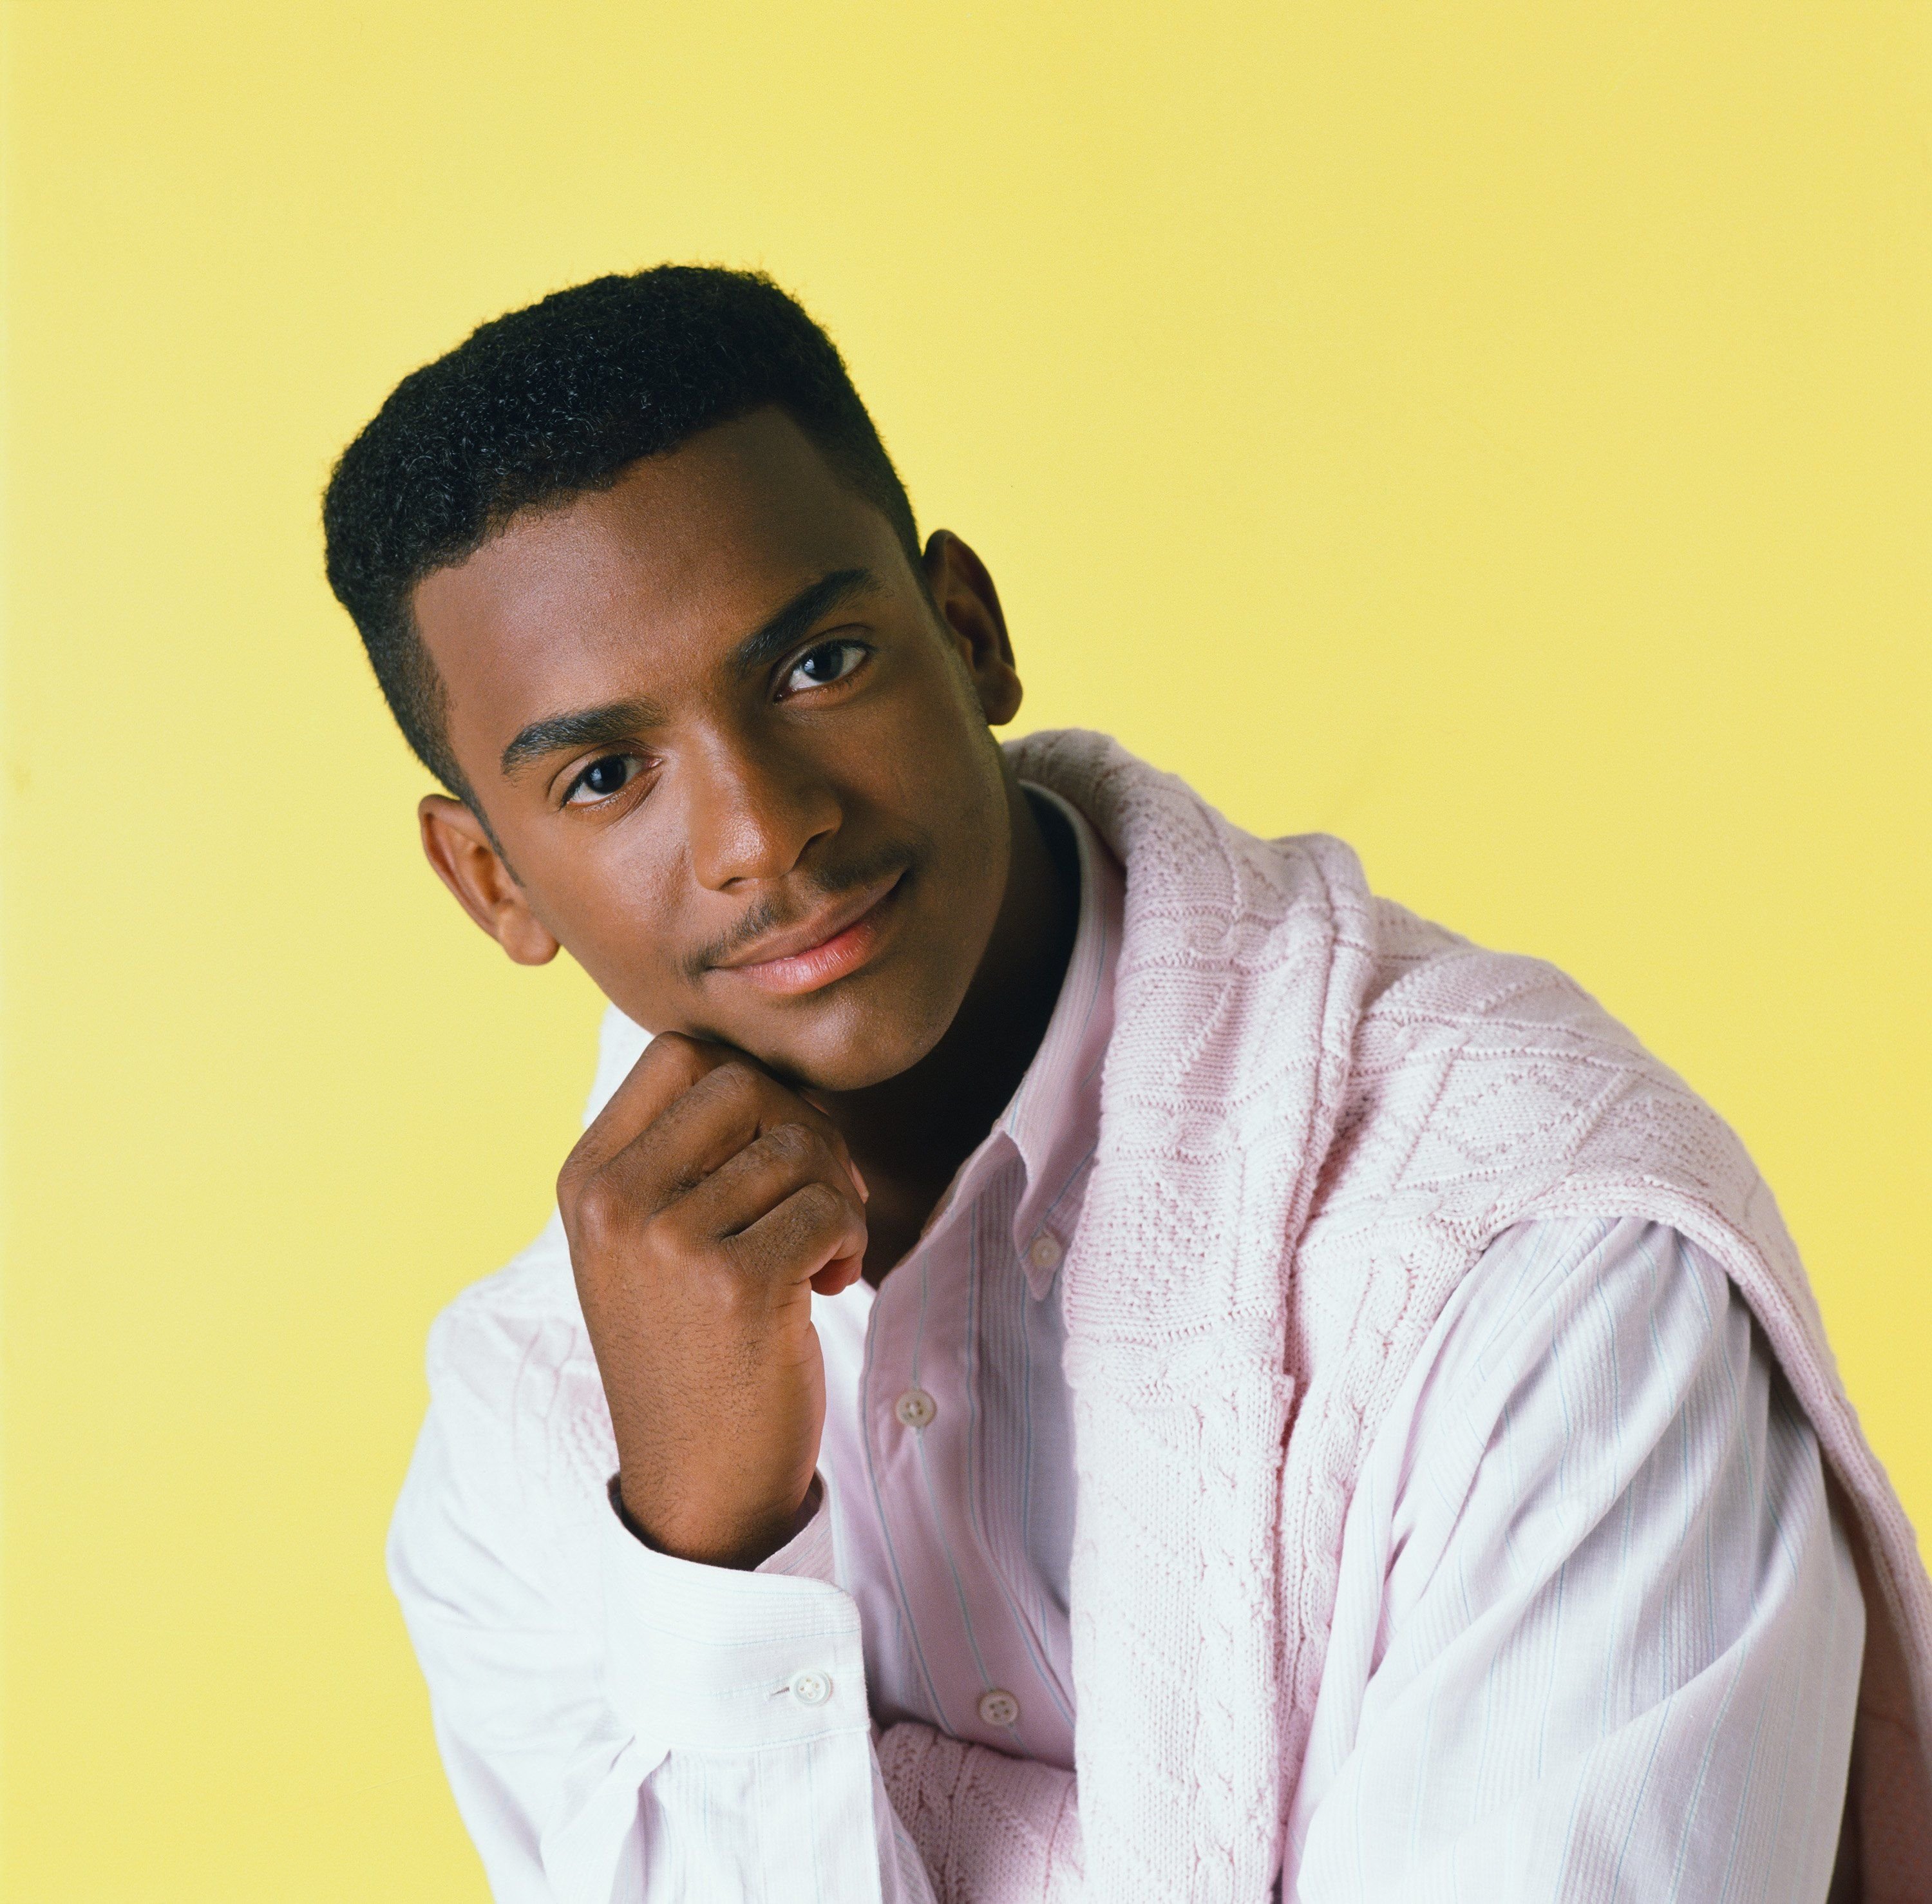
[879,1725,1084,1901]
[1009,732,1378,1904]
[996,730,1932,1903]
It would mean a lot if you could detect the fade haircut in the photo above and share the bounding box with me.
[322,266,921,802]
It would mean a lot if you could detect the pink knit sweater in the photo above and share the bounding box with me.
[875,730,1931,1902]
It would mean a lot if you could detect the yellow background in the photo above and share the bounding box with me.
[2,5,1925,1897]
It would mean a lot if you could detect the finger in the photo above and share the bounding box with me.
[681,1121,867,1244]
[810,1253,866,1298]
[799,1089,869,1202]
[567,1032,731,1175]
[630,1060,864,1203]
[729,1179,869,1288]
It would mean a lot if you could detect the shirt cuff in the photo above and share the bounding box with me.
[599,1473,866,1753]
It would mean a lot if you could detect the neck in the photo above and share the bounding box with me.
[822,776,1080,1279]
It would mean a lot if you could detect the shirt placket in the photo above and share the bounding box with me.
[857,1145,1074,1767]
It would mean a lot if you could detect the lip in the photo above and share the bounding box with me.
[711,870,907,996]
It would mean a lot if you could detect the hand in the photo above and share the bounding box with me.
[556,1033,869,1568]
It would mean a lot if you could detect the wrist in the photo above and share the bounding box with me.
[609,1474,821,1570]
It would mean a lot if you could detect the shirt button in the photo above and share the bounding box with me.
[791,1670,833,1706]
[978,1688,1021,1728]
[1027,1233,1063,1272]
[894,1387,937,1429]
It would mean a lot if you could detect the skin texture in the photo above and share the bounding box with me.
[410,408,1077,1566]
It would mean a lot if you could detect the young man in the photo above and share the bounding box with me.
[325,267,1931,1903]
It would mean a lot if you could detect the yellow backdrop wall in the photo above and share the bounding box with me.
[3,5,1926,1898]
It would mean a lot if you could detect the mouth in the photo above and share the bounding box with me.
[709,869,908,996]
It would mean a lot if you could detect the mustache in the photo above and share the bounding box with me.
[684,842,918,982]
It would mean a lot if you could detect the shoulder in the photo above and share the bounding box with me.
[1356,894,1642,1060]
[426,1212,581,1396]
[1311,891,1769,1253]
[1430,1214,1739,1410]
[415,1212,616,1532]
[1385,1216,1777,1574]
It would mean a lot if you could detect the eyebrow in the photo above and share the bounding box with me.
[731,566,879,674]
[497,567,882,779]
[498,694,664,779]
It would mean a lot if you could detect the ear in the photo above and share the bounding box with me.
[922,531,1023,726]
[418,795,560,966]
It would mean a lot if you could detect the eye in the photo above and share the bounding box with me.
[563,754,641,806]
[781,639,869,696]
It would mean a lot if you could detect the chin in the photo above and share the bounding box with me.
[750,978,959,1095]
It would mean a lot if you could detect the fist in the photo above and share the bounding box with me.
[556,1033,868,1568]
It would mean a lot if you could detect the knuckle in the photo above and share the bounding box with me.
[788,1179,844,1229]
[634,1206,681,1259]
[691,1253,758,1320]
[762,1119,816,1165]
[647,1207,719,1277]
[569,1174,631,1252]
[652,1033,724,1096]
[705,1060,762,1112]
[649,1031,705,1072]
[556,1127,602,1195]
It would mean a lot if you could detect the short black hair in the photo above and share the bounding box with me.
[322,265,920,799]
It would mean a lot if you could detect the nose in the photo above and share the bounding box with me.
[683,732,842,891]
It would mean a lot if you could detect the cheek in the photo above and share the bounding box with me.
[895,742,1013,1009]
[936,728,1012,892]
[871,670,1007,835]
[541,839,696,1027]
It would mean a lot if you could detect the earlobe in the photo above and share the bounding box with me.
[497,908,563,967]
[418,795,561,967]
[923,530,1025,727]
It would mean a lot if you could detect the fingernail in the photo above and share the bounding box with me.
[849,1158,869,1201]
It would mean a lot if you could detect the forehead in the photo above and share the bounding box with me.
[410,408,904,762]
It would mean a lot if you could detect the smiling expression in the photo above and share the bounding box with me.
[408,407,1027,1092]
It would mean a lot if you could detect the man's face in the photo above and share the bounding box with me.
[410,408,1024,1092]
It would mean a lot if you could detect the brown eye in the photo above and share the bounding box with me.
[564,755,639,805]
[782,640,868,694]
